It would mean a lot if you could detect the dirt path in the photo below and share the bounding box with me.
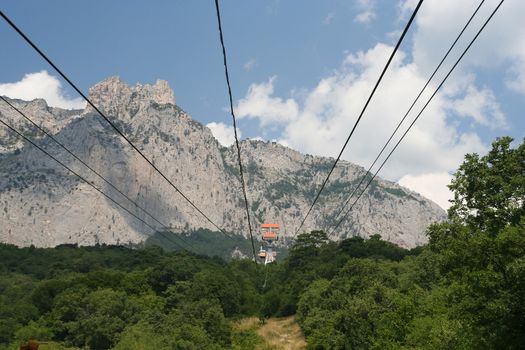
[234,316,306,350]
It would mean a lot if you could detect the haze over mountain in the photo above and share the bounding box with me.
[0,78,445,249]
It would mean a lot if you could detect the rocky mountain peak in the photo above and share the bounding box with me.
[87,77,176,117]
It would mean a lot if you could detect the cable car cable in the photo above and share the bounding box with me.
[330,0,504,234]
[0,10,232,241]
[0,115,189,252]
[0,116,192,252]
[326,0,487,235]
[292,0,424,238]
[262,264,270,290]
[0,96,196,252]
[214,0,257,261]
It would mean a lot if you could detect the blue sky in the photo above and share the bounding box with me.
[1,1,394,124]
[1,0,524,209]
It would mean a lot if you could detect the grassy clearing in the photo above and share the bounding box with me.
[232,316,306,350]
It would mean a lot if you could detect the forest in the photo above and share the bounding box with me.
[0,137,523,349]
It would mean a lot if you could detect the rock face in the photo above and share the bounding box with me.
[0,78,445,249]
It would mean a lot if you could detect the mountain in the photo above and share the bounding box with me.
[0,77,445,249]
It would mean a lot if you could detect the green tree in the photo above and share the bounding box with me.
[12,319,53,344]
[189,270,242,317]
[448,137,525,234]
[426,137,525,348]
[113,322,168,350]
[48,288,130,349]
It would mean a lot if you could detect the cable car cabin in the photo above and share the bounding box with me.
[262,232,278,241]
[261,223,280,242]
[258,248,277,258]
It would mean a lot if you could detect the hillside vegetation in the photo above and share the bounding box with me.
[0,229,419,349]
[0,137,522,349]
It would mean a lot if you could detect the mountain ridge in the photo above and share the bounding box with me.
[0,77,445,249]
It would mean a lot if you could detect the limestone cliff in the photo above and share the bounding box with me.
[0,78,445,248]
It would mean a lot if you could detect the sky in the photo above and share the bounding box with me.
[0,0,524,210]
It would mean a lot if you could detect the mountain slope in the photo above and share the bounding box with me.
[0,77,445,248]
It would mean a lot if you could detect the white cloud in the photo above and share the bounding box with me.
[398,0,419,19]
[410,0,525,94]
[506,57,525,93]
[447,85,506,129]
[206,122,241,146]
[323,13,335,25]
[233,43,493,207]
[233,0,524,207]
[0,71,86,109]
[354,11,375,24]
[235,76,299,126]
[399,172,453,209]
[354,0,376,24]
[243,59,257,71]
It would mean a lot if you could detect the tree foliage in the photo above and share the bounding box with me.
[292,137,525,349]
[0,244,260,350]
[448,136,524,234]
